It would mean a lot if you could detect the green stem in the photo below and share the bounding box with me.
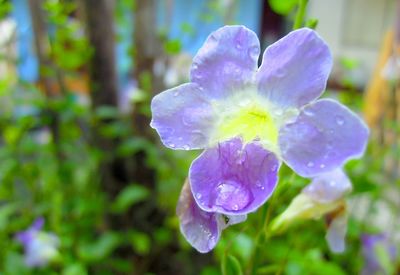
[246,172,297,274]
[293,0,308,30]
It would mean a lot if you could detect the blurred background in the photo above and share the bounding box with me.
[0,0,399,274]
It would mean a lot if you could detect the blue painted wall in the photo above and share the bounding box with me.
[12,0,262,84]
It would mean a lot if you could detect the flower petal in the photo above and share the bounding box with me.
[176,181,221,253]
[15,217,44,245]
[150,83,215,150]
[257,28,332,108]
[303,168,352,203]
[270,193,341,233]
[190,25,260,99]
[325,211,348,253]
[361,234,397,273]
[189,137,279,215]
[219,214,248,230]
[279,99,369,177]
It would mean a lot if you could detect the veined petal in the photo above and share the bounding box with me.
[176,181,220,253]
[189,137,279,215]
[303,168,352,203]
[190,25,260,99]
[279,99,369,177]
[257,28,332,109]
[150,83,216,150]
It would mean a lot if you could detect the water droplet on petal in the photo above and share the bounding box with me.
[320,164,325,169]
[235,41,243,50]
[173,91,179,97]
[248,45,260,60]
[214,180,252,212]
[270,164,278,172]
[303,109,314,117]
[183,145,190,150]
[169,143,175,148]
[196,193,202,199]
[335,115,344,125]
[307,161,314,168]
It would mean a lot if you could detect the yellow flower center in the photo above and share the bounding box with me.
[211,93,280,151]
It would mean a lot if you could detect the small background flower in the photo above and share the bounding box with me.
[15,218,60,267]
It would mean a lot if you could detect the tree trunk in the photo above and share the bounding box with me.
[28,0,62,156]
[82,0,118,108]
[81,0,120,196]
[28,0,53,96]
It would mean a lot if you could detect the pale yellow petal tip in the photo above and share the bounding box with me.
[270,193,342,233]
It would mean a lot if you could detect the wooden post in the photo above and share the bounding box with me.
[81,0,121,196]
[82,0,118,108]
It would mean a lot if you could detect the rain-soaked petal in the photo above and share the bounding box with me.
[176,181,246,253]
[257,28,332,109]
[189,137,279,215]
[190,25,260,99]
[303,168,352,203]
[150,83,216,150]
[279,99,369,177]
[325,211,348,253]
[176,181,221,253]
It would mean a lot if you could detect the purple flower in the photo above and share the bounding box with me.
[271,169,351,253]
[15,218,60,267]
[361,234,397,275]
[177,180,246,253]
[151,25,368,251]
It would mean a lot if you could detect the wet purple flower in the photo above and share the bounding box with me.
[271,169,351,253]
[15,218,60,267]
[361,234,397,275]
[151,25,368,251]
[177,180,246,253]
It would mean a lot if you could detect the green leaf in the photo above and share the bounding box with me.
[305,18,318,29]
[78,232,121,262]
[0,203,19,231]
[268,0,298,15]
[375,244,394,275]
[128,230,151,256]
[116,137,148,157]
[111,184,150,213]
[4,252,29,275]
[221,254,243,275]
[62,263,88,275]
[164,39,182,55]
[201,266,220,275]
[94,106,120,120]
